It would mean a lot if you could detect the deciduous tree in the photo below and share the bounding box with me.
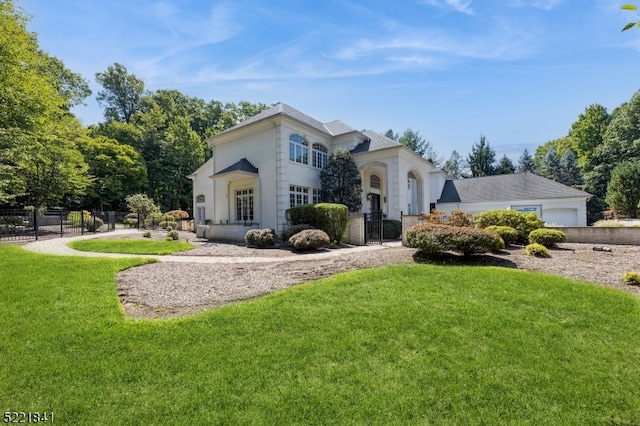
[95,63,146,123]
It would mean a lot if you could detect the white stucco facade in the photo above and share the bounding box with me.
[188,103,438,239]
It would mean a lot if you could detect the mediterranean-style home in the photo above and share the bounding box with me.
[189,103,591,241]
[188,102,440,240]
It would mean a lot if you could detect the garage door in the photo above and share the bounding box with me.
[543,208,578,226]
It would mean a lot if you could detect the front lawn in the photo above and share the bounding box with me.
[1,245,639,425]
[68,238,194,255]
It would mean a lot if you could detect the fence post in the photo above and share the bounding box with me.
[81,210,85,235]
[59,210,63,237]
[34,210,38,241]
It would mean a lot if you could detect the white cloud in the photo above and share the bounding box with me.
[422,0,474,15]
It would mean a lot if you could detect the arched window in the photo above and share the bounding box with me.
[312,143,328,169]
[370,175,381,190]
[289,134,308,165]
[196,194,205,203]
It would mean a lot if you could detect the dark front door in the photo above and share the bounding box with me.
[370,194,380,213]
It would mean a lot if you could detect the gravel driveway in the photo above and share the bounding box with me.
[115,232,640,320]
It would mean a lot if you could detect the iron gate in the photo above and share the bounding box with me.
[364,211,383,244]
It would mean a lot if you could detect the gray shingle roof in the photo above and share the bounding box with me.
[324,120,358,136]
[351,130,401,153]
[214,158,258,176]
[213,102,334,138]
[438,172,591,203]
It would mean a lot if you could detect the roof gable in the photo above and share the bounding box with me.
[438,172,591,203]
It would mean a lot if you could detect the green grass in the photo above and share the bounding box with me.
[68,238,194,255]
[2,245,640,425]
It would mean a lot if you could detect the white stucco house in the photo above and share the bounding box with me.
[436,172,591,226]
[189,103,592,241]
[188,103,439,241]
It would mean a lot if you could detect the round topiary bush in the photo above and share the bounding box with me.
[528,228,566,247]
[167,230,180,241]
[245,228,276,248]
[485,225,519,246]
[289,229,330,250]
[281,224,315,241]
[622,272,640,285]
[524,243,549,257]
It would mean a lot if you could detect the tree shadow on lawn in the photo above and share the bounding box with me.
[412,250,518,269]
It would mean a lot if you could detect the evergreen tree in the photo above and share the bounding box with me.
[606,161,640,218]
[541,148,562,182]
[559,149,582,186]
[494,155,515,175]
[441,150,466,178]
[517,148,536,173]
[467,135,495,177]
[320,148,362,212]
[386,128,443,166]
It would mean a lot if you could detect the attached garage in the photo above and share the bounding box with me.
[543,208,579,226]
[436,172,591,227]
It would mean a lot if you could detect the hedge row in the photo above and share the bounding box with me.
[405,223,504,256]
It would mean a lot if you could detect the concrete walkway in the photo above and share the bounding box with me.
[22,229,402,264]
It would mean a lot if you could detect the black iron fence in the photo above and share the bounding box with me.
[0,209,193,242]
[0,209,126,242]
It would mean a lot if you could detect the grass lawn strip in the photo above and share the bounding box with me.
[68,238,194,255]
[2,245,640,425]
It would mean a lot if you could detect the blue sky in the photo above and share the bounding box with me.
[19,0,640,162]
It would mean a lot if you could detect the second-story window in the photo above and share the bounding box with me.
[289,135,308,165]
[312,143,328,169]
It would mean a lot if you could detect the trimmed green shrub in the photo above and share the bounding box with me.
[622,272,640,285]
[86,217,104,232]
[485,225,519,245]
[286,203,348,244]
[281,224,315,241]
[143,231,152,238]
[289,229,330,250]
[528,228,566,247]
[167,230,180,241]
[68,210,92,227]
[382,219,402,239]
[125,213,139,228]
[158,219,178,229]
[145,211,163,228]
[473,209,544,243]
[524,243,549,257]
[245,228,276,248]
[0,216,23,226]
[405,223,503,256]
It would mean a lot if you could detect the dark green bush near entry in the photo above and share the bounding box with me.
[289,229,330,250]
[286,203,348,243]
[245,228,276,248]
[528,228,566,247]
[485,225,519,245]
[383,219,402,239]
[406,223,504,256]
[473,209,543,243]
